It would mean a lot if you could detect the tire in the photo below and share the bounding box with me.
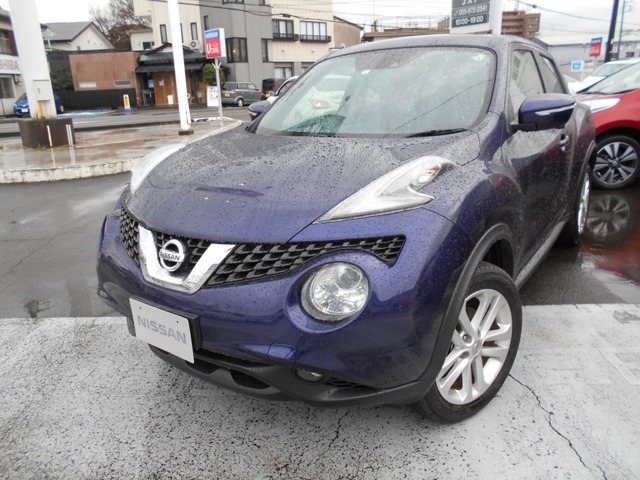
[591,134,640,190]
[558,167,591,246]
[236,98,245,107]
[413,262,522,423]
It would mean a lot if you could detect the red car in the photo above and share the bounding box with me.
[578,62,640,189]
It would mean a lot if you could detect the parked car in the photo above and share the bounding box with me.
[97,35,595,422]
[261,77,286,100]
[13,92,64,117]
[578,59,640,91]
[564,75,582,95]
[249,76,298,121]
[221,81,261,107]
[578,61,640,189]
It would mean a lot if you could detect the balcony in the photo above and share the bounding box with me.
[299,35,332,43]
[273,33,299,41]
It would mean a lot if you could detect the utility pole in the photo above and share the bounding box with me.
[167,0,193,135]
[617,0,627,58]
[9,0,57,119]
[9,0,74,148]
[605,0,620,62]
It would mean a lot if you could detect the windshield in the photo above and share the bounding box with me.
[583,62,640,95]
[253,47,495,138]
[591,62,635,78]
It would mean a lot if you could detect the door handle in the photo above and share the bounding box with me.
[559,134,569,152]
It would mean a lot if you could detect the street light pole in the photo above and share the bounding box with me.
[167,0,193,135]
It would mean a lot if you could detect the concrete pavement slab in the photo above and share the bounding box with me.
[1,304,639,479]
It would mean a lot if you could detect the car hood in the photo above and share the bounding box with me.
[14,99,28,108]
[127,128,480,243]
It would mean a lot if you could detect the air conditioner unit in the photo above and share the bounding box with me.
[189,40,201,50]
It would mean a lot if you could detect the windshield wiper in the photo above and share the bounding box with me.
[406,128,466,138]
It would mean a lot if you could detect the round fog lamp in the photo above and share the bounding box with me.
[301,263,369,322]
[296,369,325,382]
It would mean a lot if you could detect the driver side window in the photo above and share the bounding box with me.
[509,50,544,121]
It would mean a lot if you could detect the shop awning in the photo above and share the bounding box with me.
[136,63,204,73]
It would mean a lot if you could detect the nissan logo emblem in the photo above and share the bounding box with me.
[158,239,186,272]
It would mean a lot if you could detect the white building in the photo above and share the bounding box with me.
[0,8,23,116]
[129,27,155,52]
[42,22,114,51]
[269,0,335,78]
[537,32,640,79]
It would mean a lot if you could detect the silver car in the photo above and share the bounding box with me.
[221,81,261,106]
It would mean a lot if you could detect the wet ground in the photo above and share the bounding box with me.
[0,121,222,171]
[583,188,640,291]
[521,185,640,305]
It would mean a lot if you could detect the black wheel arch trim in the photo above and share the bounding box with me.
[415,223,517,389]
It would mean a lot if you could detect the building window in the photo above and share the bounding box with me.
[273,19,295,40]
[259,0,267,4]
[275,66,292,78]
[191,22,198,41]
[626,51,635,58]
[226,37,248,63]
[222,0,244,3]
[0,76,15,99]
[300,21,330,42]
[180,24,184,43]
[203,16,209,31]
[0,31,13,54]
[142,41,153,50]
[160,24,168,43]
[261,39,272,62]
[114,80,132,87]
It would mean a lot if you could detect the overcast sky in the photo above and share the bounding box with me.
[1,0,638,40]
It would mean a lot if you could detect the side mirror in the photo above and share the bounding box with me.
[514,94,575,131]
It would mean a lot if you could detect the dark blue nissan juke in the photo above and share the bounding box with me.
[97,35,595,422]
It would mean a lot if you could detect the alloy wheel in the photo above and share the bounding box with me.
[436,288,513,405]
[593,140,639,188]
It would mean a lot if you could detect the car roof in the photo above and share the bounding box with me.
[326,34,542,60]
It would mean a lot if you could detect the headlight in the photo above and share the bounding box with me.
[315,156,452,223]
[301,263,369,322]
[130,144,185,194]
[580,97,620,113]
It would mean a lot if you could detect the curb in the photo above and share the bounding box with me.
[0,120,242,184]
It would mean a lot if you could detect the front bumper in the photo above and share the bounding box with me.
[97,206,471,406]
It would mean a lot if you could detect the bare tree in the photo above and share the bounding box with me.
[90,0,149,50]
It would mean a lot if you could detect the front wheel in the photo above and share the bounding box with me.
[413,262,522,422]
[591,135,640,189]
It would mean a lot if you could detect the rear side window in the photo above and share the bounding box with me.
[509,50,544,120]
[538,56,565,94]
